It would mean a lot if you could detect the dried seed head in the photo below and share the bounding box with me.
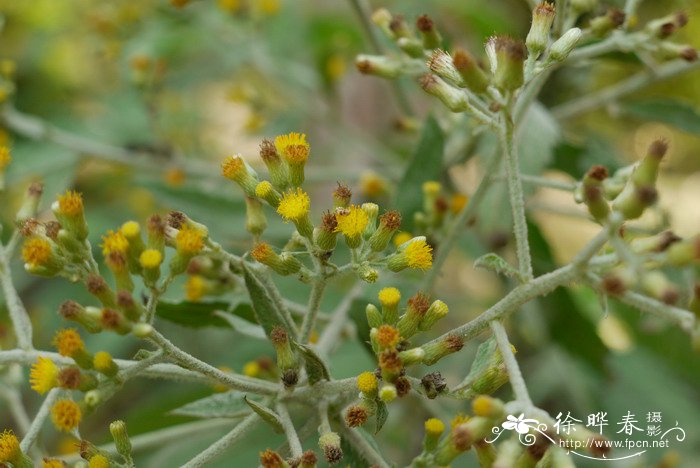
[395,375,411,397]
[86,274,109,296]
[259,139,279,163]
[681,47,698,62]
[321,211,338,232]
[648,139,669,159]
[300,450,318,466]
[379,349,403,373]
[260,448,285,468]
[637,186,658,205]
[587,165,609,181]
[602,275,626,295]
[101,309,121,329]
[608,8,626,27]
[19,218,41,237]
[270,326,288,346]
[445,334,464,352]
[452,425,472,451]
[380,210,402,230]
[147,214,165,235]
[408,292,431,316]
[116,290,135,308]
[167,211,187,229]
[57,367,81,390]
[345,405,368,427]
[59,300,82,319]
[45,221,61,240]
[416,14,433,33]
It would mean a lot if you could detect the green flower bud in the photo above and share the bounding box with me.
[581,165,611,223]
[270,326,299,388]
[590,9,626,37]
[526,3,556,56]
[419,299,449,331]
[419,74,470,112]
[259,139,289,191]
[549,27,582,62]
[641,271,679,305]
[630,230,680,255]
[493,438,524,468]
[369,211,402,252]
[493,36,526,91]
[361,203,379,239]
[333,183,352,209]
[423,418,445,452]
[632,139,667,187]
[416,14,442,49]
[85,273,117,308]
[397,37,424,58]
[15,182,43,224]
[354,262,379,283]
[646,12,689,39]
[59,300,102,333]
[452,48,490,94]
[421,334,464,365]
[245,196,267,237]
[314,212,338,252]
[398,347,426,366]
[255,181,282,208]
[251,242,302,276]
[100,308,133,335]
[379,383,397,402]
[397,292,431,339]
[356,55,402,79]
[571,0,598,14]
[366,304,383,328]
[654,42,698,62]
[428,50,464,88]
[110,420,133,460]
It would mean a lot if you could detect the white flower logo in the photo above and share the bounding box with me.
[502,414,539,435]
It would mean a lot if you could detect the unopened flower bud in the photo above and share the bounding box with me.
[366,304,383,328]
[15,182,43,223]
[590,9,626,37]
[419,74,469,112]
[332,182,352,208]
[428,50,464,87]
[630,230,680,255]
[132,323,154,339]
[421,334,464,365]
[259,139,289,191]
[581,165,611,223]
[389,14,412,40]
[399,347,426,365]
[109,420,132,460]
[397,37,424,58]
[245,196,267,237]
[526,3,556,56]
[59,300,102,333]
[646,12,689,38]
[601,267,636,296]
[417,14,442,49]
[221,154,259,197]
[139,249,162,287]
[549,27,582,62]
[419,299,449,331]
[355,55,402,79]
[318,432,343,464]
[314,211,338,252]
[255,181,282,208]
[52,191,89,241]
[666,236,700,266]
[361,203,379,238]
[397,292,431,339]
[379,383,397,402]
[299,450,318,468]
[493,36,525,91]
[85,273,117,308]
[270,326,299,388]
[571,0,598,14]
[641,271,679,305]
[423,418,445,452]
[655,42,698,62]
[354,262,378,283]
[251,242,302,276]
[472,395,505,419]
[378,287,401,324]
[146,214,166,252]
[93,351,119,377]
[632,139,667,187]
[452,48,490,94]
[101,308,133,335]
[368,211,401,252]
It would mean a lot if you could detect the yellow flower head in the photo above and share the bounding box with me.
[392,231,412,248]
[88,454,110,468]
[251,242,274,263]
[277,188,310,222]
[57,191,84,217]
[243,360,261,377]
[0,146,10,171]
[22,237,52,267]
[274,132,309,164]
[472,395,497,417]
[450,413,470,429]
[93,351,114,373]
[30,357,59,395]
[357,371,378,394]
[121,221,141,239]
[101,230,128,256]
[43,458,66,468]
[425,418,445,436]
[185,275,206,301]
[255,181,274,198]
[405,239,433,270]
[53,329,85,357]
[176,224,204,255]
[221,154,247,181]
[139,249,163,269]
[422,181,442,197]
[0,430,20,462]
[335,205,369,238]
[450,193,469,214]
[376,324,400,348]
[378,287,401,307]
[51,399,81,431]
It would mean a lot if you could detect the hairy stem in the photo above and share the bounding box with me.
[181,413,260,468]
[277,402,303,459]
[0,242,34,350]
[300,278,327,343]
[491,320,533,406]
[20,388,61,452]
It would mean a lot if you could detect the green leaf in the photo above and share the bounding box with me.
[375,400,388,434]
[340,427,386,467]
[212,311,267,340]
[519,103,560,177]
[451,336,499,397]
[243,397,284,434]
[169,391,252,419]
[155,300,255,328]
[293,342,330,384]
[623,99,700,135]
[242,264,289,337]
[473,253,522,282]
[394,115,445,231]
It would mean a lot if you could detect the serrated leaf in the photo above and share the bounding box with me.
[623,99,700,135]
[394,115,445,231]
[169,391,252,419]
[243,396,283,434]
[242,264,289,338]
[212,311,267,340]
[155,300,256,328]
[375,400,388,434]
[474,253,522,282]
[293,342,330,384]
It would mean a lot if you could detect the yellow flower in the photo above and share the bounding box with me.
[359,171,388,198]
[450,193,469,214]
[139,249,163,269]
[243,361,261,377]
[121,221,141,239]
[22,237,52,267]
[274,132,309,164]
[93,351,115,373]
[185,275,206,301]
[392,231,412,248]
[101,230,128,256]
[30,357,59,394]
[0,146,10,171]
[53,329,85,357]
[43,458,66,468]
[378,287,401,307]
[425,418,445,436]
[221,154,247,181]
[450,413,470,429]
[0,430,20,462]
[422,181,442,197]
[51,400,82,432]
[277,188,310,222]
[356,371,378,394]
[405,239,433,270]
[88,454,110,468]
[176,224,204,255]
[335,205,369,238]
[56,191,84,217]
[255,181,274,199]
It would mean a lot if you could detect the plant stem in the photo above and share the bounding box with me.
[20,388,61,452]
[339,423,391,468]
[0,241,34,350]
[181,413,260,468]
[1,385,31,435]
[499,110,534,282]
[300,278,327,343]
[317,281,363,355]
[276,402,303,459]
[490,320,533,406]
[254,268,300,339]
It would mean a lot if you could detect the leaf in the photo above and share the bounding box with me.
[473,253,522,282]
[348,298,374,356]
[518,102,560,177]
[394,115,445,231]
[451,336,499,397]
[340,427,386,467]
[155,300,256,328]
[169,391,252,419]
[293,342,330,384]
[243,397,284,434]
[552,136,622,178]
[375,400,388,434]
[212,311,267,340]
[242,264,289,337]
[623,99,700,135]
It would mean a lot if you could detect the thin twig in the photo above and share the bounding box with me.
[490,320,533,406]
[276,402,303,459]
[20,388,61,452]
[0,241,34,350]
[300,278,327,343]
[181,413,260,468]
[317,281,364,354]
[339,423,391,468]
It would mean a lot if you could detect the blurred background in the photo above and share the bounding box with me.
[0,0,699,466]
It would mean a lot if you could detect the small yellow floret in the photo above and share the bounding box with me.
[0,430,20,462]
[335,205,369,238]
[30,357,59,395]
[121,221,140,238]
[405,239,433,270]
[251,242,274,262]
[221,154,246,180]
[277,188,310,222]
[176,225,204,255]
[425,418,445,435]
[255,181,274,198]
[22,237,52,267]
[392,231,412,248]
[243,361,261,377]
[42,458,66,468]
[101,230,128,256]
[139,249,163,269]
[88,454,110,468]
[450,193,469,214]
[450,413,470,429]
[53,329,84,357]
[274,132,309,164]
[51,400,82,432]
[472,395,495,417]
[0,146,10,170]
[422,181,442,197]
[185,275,206,301]
[356,371,378,393]
[93,351,114,372]
[57,191,84,217]
[378,287,401,307]
[376,324,400,348]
